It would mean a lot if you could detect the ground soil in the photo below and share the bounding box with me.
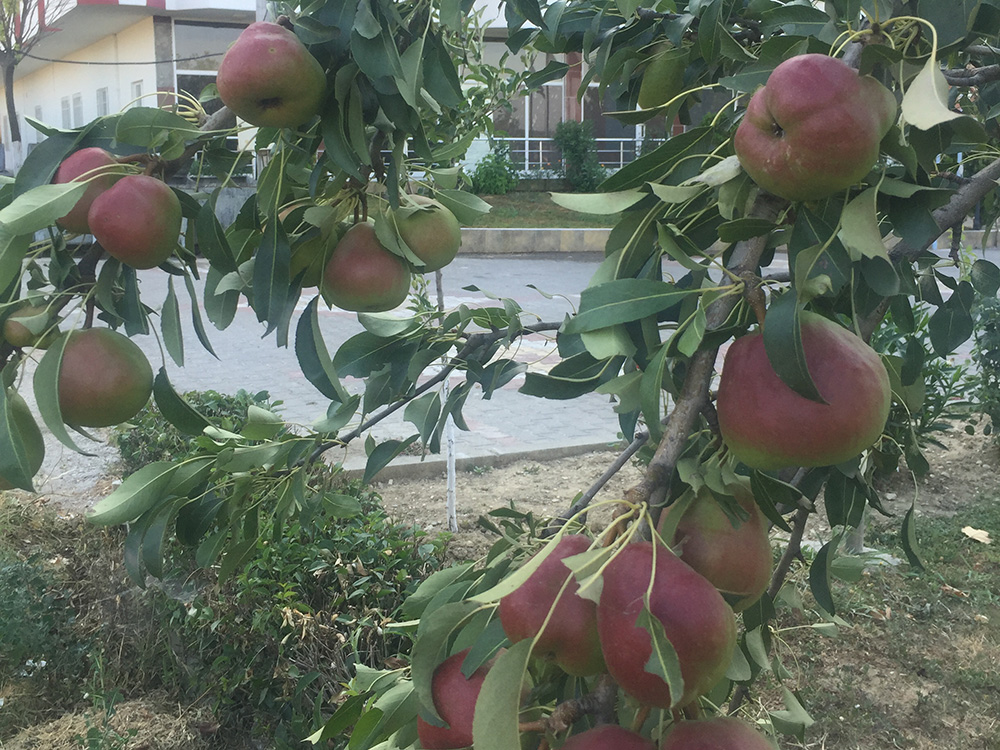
[366,426,1000,560]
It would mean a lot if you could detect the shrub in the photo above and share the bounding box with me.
[870,303,974,476]
[472,139,519,195]
[973,295,1000,436]
[110,389,278,476]
[552,120,605,192]
[150,478,446,747]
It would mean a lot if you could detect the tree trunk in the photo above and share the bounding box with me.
[3,60,21,145]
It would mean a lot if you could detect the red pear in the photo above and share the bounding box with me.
[416,648,490,750]
[658,483,772,612]
[88,175,181,270]
[597,541,736,709]
[322,222,411,312]
[716,311,890,470]
[734,53,896,201]
[57,328,153,428]
[53,147,120,233]
[661,716,776,749]
[217,21,327,129]
[562,725,655,750]
[498,534,604,676]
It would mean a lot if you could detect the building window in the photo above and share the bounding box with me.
[72,93,83,127]
[173,21,244,72]
[130,80,143,106]
[61,97,71,128]
[96,87,109,117]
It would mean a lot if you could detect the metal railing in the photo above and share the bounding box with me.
[496,136,659,173]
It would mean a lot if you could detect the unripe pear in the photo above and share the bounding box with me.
[498,533,605,676]
[57,328,153,428]
[658,483,772,612]
[416,648,490,750]
[661,716,777,749]
[716,311,890,470]
[597,541,736,709]
[562,725,655,750]
[322,222,411,312]
[3,305,51,348]
[88,175,181,270]
[217,21,327,129]
[0,391,45,491]
[53,147,120,234]
[395,196,462,273]
[637,43,689,109]
[734,53,896,201]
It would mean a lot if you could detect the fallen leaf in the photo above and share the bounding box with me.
[962,526,992,544]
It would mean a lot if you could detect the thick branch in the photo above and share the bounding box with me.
[943,64,1000,86]
[628,191,787,527]
[162,105,238,179]
[890,155,1000,262]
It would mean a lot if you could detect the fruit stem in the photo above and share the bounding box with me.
[631,704,652,732]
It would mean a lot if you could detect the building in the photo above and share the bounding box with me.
[1,0,671,176]
[1,0,255,173]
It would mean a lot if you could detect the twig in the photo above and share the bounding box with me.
[519,674,618,736]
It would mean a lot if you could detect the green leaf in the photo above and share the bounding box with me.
[411,601,481,721]
[901,55,973,132]
[564,279,688,334]
[769,687,815,741]
[295,297,350,403]
[0,182,87,235]
[0,229,30,293]
[402,564,475,619]
[404,392,441,445]
[839,188,888,261]
[363,436,421,483]
[602,128,713,192]
[470,532,567,603]
[0,389,39,491]
[808,535,841,615]
[161,277,184,367]
[717,217,778,243]
[549,189,645,214]
[471,640,532,750]
[152,368,210,436]
[928,282,975,356]
[89,461,178,526]
[637,605,686,709]
[971,259,1000,297]
[901,504,925,571]
[252,220,292,335]
[183,273,218,358]
[646,183,706,205]
[324,493,362,518]
[241,405,285,440]
[32,334,92,454]
[763,294,824,402]
[640,344,670,443]
[433,190,493,225]
[824,471,868,528]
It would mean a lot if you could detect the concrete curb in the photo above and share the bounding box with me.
[341,440,626,482]
[458,227,611,254]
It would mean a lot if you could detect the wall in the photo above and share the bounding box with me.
[2,17,156,172]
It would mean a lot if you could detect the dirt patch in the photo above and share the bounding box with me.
[1,696,216,750]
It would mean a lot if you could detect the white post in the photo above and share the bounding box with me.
[435,269,458,532]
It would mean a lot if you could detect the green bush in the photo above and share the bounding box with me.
[110,389,278,476]
[870,303,974,476]
[973,296,1000,436]
[472,139,520,195]
[552,120,605,192]
[148,477,446,747]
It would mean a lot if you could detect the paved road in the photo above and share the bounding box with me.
[24,243,996,502]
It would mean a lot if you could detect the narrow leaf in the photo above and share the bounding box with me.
[295,297,350,402]
[152,368,211,436]
[471,640,532,750]
[161,277,184,367]
[89,461,178,526]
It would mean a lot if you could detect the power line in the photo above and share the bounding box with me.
[22,51,223,66]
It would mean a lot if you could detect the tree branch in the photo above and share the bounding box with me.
[943,64,1000,86]
[626,191,787,529]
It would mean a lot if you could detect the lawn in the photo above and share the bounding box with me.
[470,191,620,228]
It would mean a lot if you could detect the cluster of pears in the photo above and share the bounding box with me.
[288,195,463,313]
[417,483,776,749]
[54,147,182,270]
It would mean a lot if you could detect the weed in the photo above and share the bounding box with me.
[472,138,520,195]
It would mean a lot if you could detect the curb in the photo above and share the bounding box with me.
[341,439,627,482]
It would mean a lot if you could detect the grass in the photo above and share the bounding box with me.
[470,191,620,229]
[2,485,998,748]
[747,499,1000,749]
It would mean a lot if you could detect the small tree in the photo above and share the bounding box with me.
[553,119,604,191]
